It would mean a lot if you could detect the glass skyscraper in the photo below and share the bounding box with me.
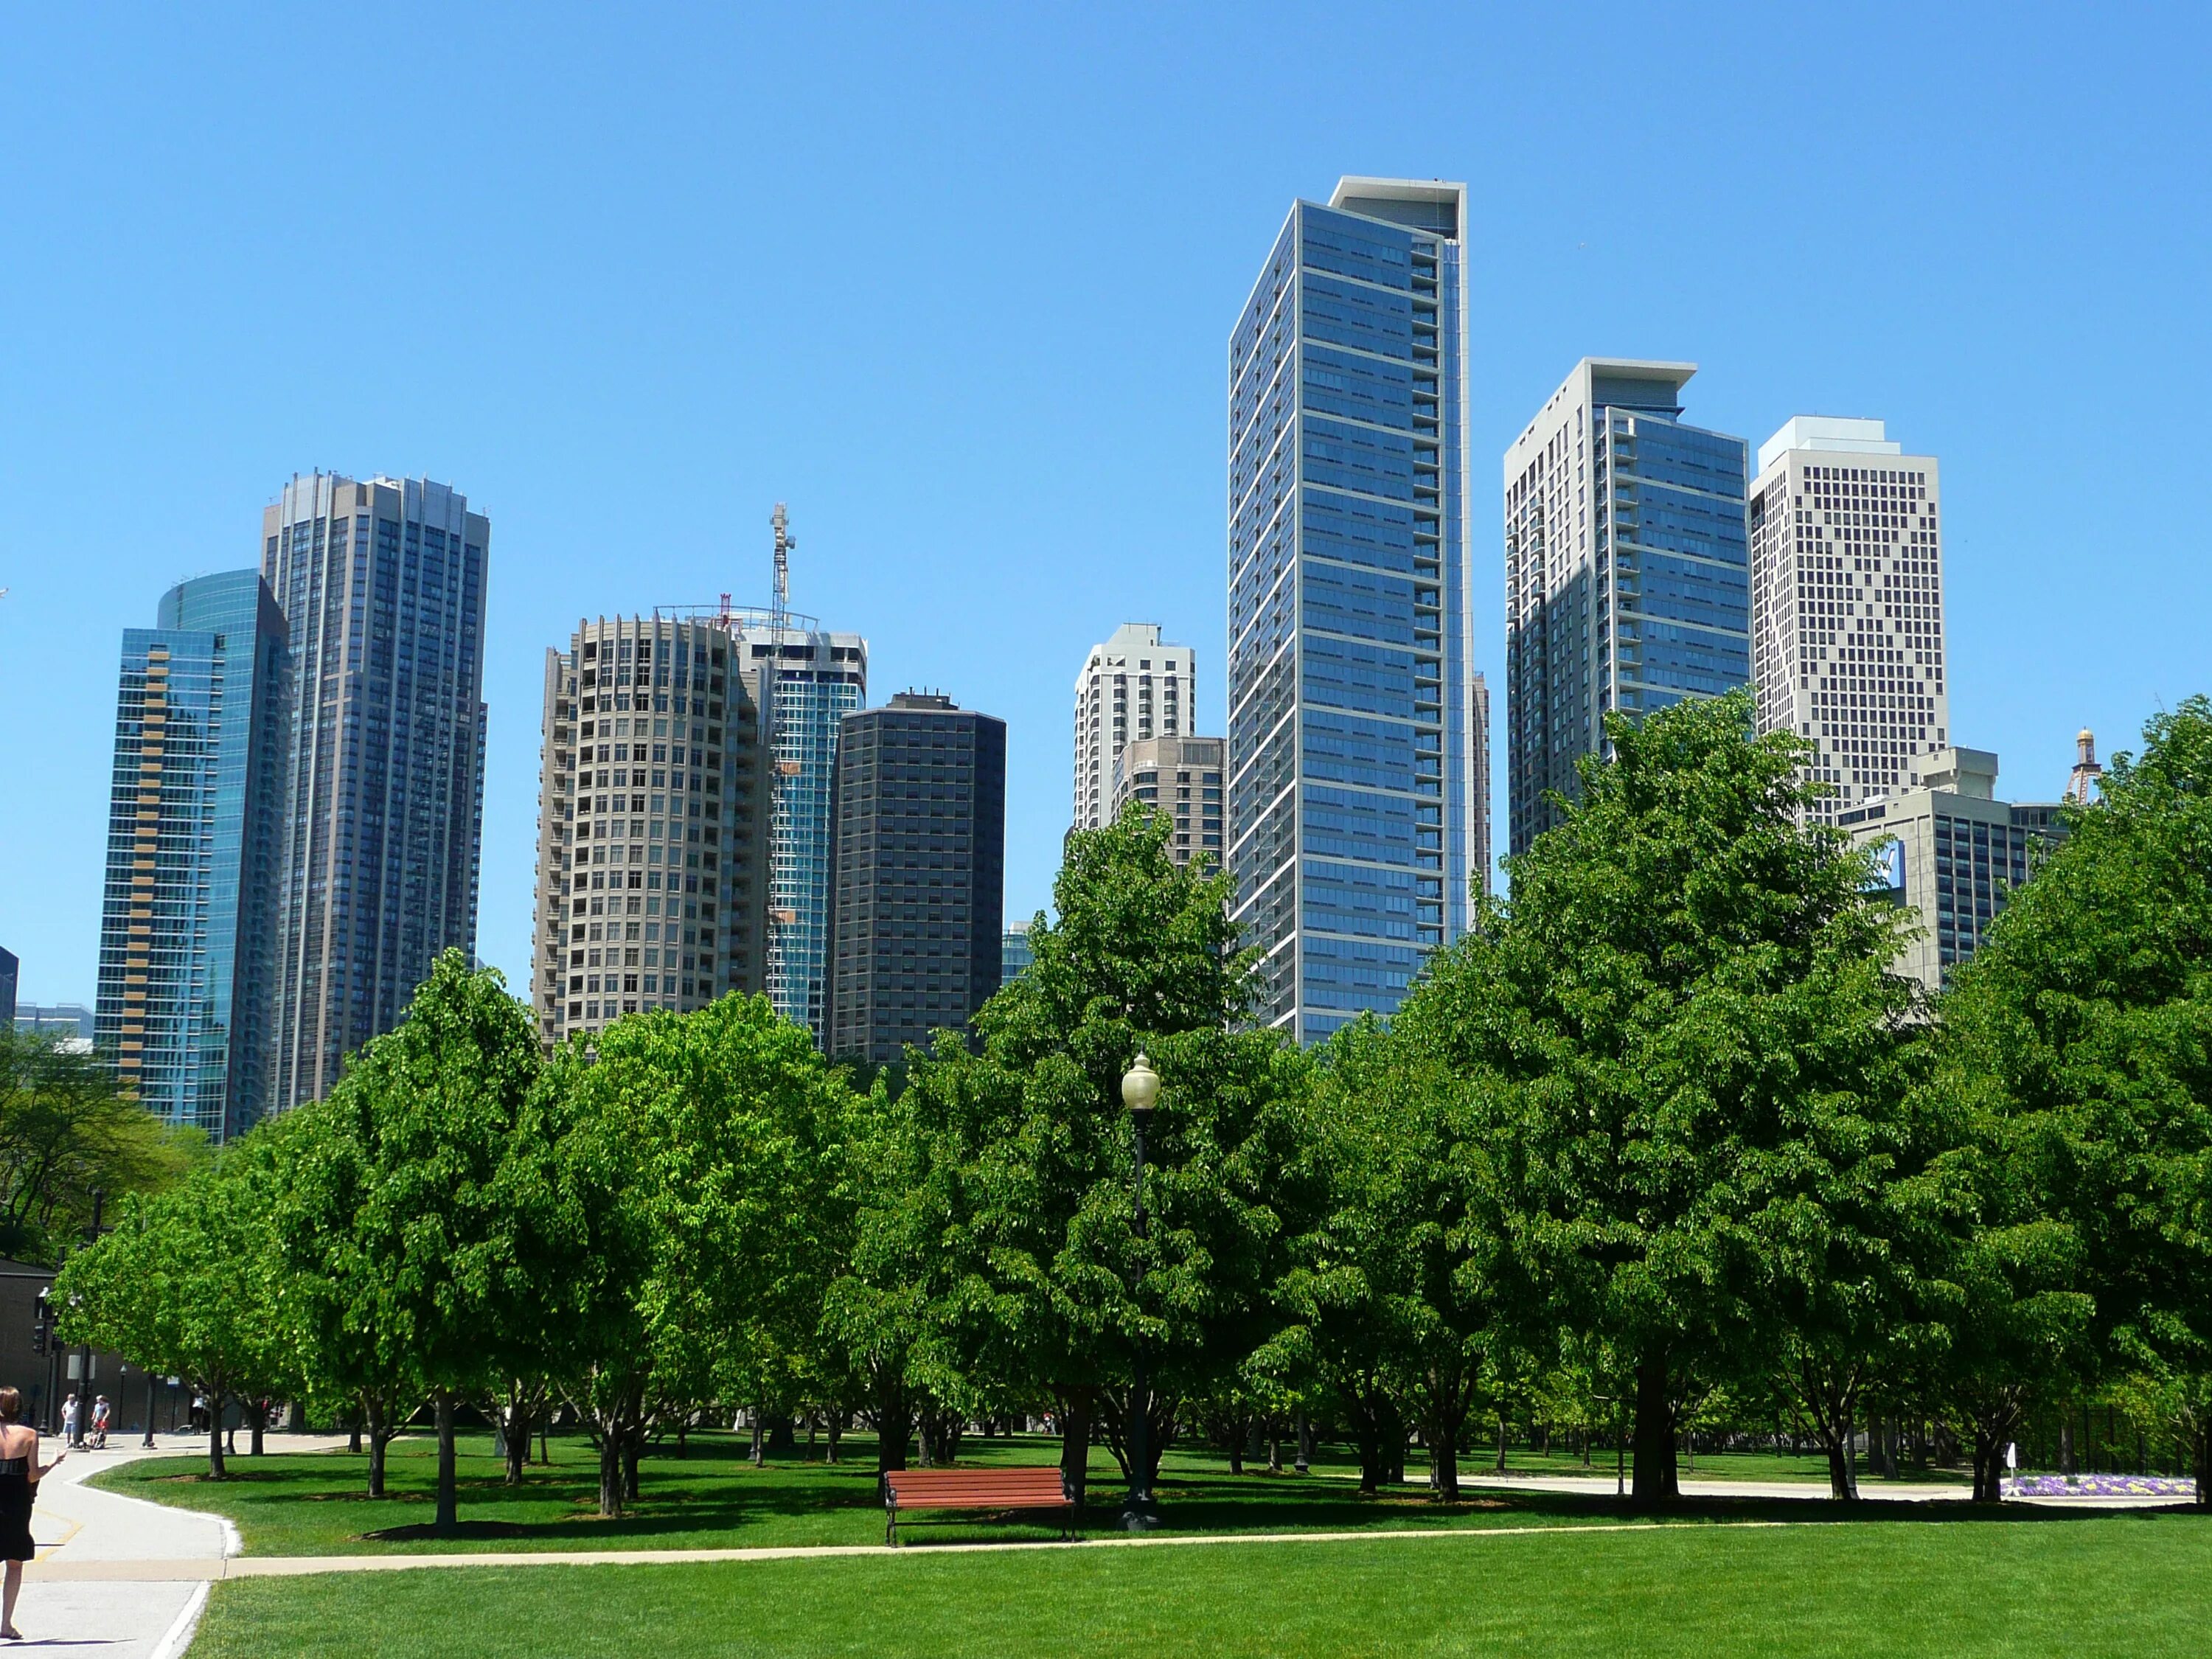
[260,474,489,1108]
[94,571,288,1138]
[1503,361,1750,854]
[726,615,867,1047]
[1227,177,1480,1043]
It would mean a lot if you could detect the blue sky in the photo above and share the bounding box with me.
[3,3,2206,1004]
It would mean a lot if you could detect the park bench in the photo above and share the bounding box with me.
[880,1465,1075,1546]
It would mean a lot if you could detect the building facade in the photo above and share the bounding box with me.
[1001,921,1034,988]
[1749,417,1947,825]
[722,614,868,1047]
[0,949,14,1028]
[260,475,488,1108]
[1470,671,1491,897]
[13,1006,95,1043]
[528,615,771,1046]
[1503,361,1750,854]
[93,571,289,1138]
[825,693,1006,1065]
[1111,735,1225,869]
[1074,625,1194,832]
[1227,176,1480,1043]
[1844,747,2062,990]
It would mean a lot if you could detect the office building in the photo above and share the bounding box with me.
[1750,417,1946,824]
[1111,735,1225,869]
[260,474,489,1108]
[1074,625,1194,832]
[1845,747,2063,990]
[14,1004,95,1043]
[93,571,288,1137]
[1470,672,1491,897]
[825,692,1006,1064]
[0,949,15,1028]
[528,615,771,1046]
[1001,921,1034,988]
[1503,360,1751,853]
[723,610,867,1047]
[1228,177,1480,1043]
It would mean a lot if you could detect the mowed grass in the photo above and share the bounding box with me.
[189,1511,2212,1658]
[95,1430,1932,1557]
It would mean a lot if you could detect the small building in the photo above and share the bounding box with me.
[1000,922,1035,990]
[1843,747,2064,991]
[1111,735,1225,869]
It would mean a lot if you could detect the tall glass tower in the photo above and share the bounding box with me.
[261,474,489,1108]
[95,571,288,1138]
[725,613,867,1047]
[1503,361,1750,855]
[1227,178,1480,1043]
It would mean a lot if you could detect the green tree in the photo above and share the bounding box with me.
[0,1027,200,1262]
[55,1152,288,1478]
[845,806,1310,1509]
[302,950,544,1534]
[538,993,849,1517]
[1933,698,2212,1500]
[1396,689,1917,1506]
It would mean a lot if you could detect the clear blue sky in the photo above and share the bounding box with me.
[3,3,2207,1005]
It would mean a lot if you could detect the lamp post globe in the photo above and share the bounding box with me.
[1120,1052,1161,1531]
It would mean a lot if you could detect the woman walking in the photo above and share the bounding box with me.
[0,1386,64,1641]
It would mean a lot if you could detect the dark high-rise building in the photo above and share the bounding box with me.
[94,571,289,1137]
[826,693,1006,1065]
[261,474,489,1108]
[0,948,16,1028]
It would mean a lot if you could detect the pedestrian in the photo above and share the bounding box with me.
[58,1394,78,1450]
[0,1385,66,1641]
[90,1397,110,1451]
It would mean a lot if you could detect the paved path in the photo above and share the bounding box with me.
[18,1433,345,1657]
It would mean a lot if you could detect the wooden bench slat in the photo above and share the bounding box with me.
[881,1466,1074,1543]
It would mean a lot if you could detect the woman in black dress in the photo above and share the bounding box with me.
[0,1386,64,1641]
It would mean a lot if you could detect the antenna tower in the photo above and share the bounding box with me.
[770,502,794,642]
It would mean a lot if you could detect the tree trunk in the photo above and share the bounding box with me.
[206,1391,226,1480]
[2191,1417,2211,1511]
[1431,1431,1460,1503]
[250,1402,265,1456]
[1494,1411,1507,1473]
[347,1416,363,1455]
[1630,1356,1678,1508]
[826,1412,843,1466]
[504,1394,529,1487]
[434,1394,459,1536]
[875,1374,912,1475]
[1057,1386,1094,1509]
[622,1431,641,1503]
[1971,1427,2003,1503]
[2059,1414,2077,1475]
[1825,1417,1860,1501]
[368,1429,392,1500]
[598,1428,626,1519]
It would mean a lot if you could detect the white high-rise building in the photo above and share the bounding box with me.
[1072,624,1192,831]
[1749,417,1948,824]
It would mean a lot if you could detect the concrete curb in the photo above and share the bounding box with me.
[147,1582,210,1659]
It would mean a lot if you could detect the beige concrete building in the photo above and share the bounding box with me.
[1843,747,2063,991]
[1112,735,1225,868]
[1750,417,1948,826]
[1074,624,1193,832]
[529,615,771,1047]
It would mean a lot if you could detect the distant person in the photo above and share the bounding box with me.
[89,1397,110,1450]
[0,1385,66,1641]
[59,1394,78,1450]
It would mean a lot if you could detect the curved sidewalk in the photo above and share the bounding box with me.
[20,1433,343,1658]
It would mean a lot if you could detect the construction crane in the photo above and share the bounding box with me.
[769,502,794,644]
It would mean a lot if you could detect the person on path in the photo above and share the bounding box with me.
[58,1396,77,1450]
[88,1397,109,1450]
[0,1385,66,1641]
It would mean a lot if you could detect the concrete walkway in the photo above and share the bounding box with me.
[18,1433,346,1657]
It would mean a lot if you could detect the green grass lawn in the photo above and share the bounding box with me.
[187,1510,2212,1658]
[103,1430,1819,1556]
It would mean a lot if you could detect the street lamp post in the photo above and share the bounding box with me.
[1121,1053,1161,1532]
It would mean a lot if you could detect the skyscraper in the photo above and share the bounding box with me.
[1470,671,1491,897]
[826,692,1006,1063]
[1503,361,1750,854]
[725,611,867,1047]
[1748,417,1946,824]
[260,474,489,1108]
[1111,735,1225,869]
[1074,625,1193,832]
[528,614,771,1046]
[94,571,288,1137]
[1227,177,1479,1043]
[0,947,18,1029]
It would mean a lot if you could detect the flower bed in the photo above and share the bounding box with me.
[2003,1472,2197,1499]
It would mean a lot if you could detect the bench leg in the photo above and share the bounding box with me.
[886,1509,897,1548]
